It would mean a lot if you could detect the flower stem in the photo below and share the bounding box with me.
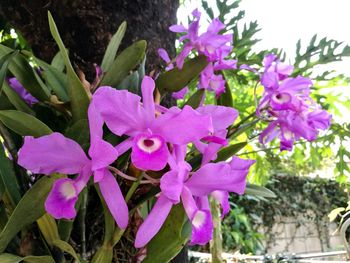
[111,173,145,246]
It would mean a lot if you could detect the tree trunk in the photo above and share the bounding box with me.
[0,0,179,80]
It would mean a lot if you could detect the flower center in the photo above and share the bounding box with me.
[137,136,162,153]
[60,181,77,200]
[143,139,155,147]
[192,210,206,228]
[272,92,291,104]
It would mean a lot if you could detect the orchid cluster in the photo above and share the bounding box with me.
[257,54,331,151]
[17,76,255,247]
[9,6,332,257]
[159,8,237,98]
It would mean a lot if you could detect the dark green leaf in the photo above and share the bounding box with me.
[245,184,276,198]
[143,204,190,263]
[0,138,21,206]
[2,81,34,115]
[101,21,127,72]
[217,82,233,108]
[52,239,80,262]
[0,45,50,101]
[23,256,55,263]
[184,89,205,109]
[215,142,247,162]
[156,56,207,94]
[65,119,89,147]
[32,57,69,102]
[100,40,147,88]
[0,110,52,137]
[48,12,90,122]
[0,175,60,252]
[0,51,18,96]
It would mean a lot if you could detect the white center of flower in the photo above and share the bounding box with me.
[283,130,293,140]
[192,211,206,228]
[137,137,162,153]
[272,93,291,104]
[60,181,77,200]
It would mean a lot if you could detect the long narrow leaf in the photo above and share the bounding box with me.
[48,12,90,122]
[101,21,127,72]
[0,110,52,137]
[0,175,60,253]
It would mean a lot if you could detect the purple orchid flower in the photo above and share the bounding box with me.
[134,145,255,247]
[261,54,294,90]
[92,76,213,171]
[194,105,238,165]
[259,108,331,151]
[18,101,129,229]
[8,77,39,106]
[170,9,233,69]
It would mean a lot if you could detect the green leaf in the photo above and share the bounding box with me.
[65,119,90,147]
[215,142,247,162]
[0,175,60,253]
[2,82,34,114]
[245,184,276,198]
[143,204,190,263]
[23,256,55,263]
[0,45,50,102]
[0,139,21,207]
[52,239,80,262]
[37,214,60,246]
[156,56,207,95]
[48,12,90,122]
[32,57,69,102]
[217,82,233,108]
[0,51,18,96]
[51,51,65,72]
[101,21,127,72]
[184,89,205,109]
[0,255,54,263]
[91,245,113,263]
[0,110,52,137]
[100,40,146,88]
[0,253,22,263]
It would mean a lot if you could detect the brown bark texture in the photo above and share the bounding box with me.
[0,0,179,80]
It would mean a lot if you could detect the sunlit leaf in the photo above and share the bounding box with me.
[156,56,207,94]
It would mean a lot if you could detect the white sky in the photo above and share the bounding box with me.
[177,0,350,75]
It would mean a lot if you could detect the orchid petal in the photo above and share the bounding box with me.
[141,76,156,126]
[98,168,129,229]
[160,170,184,203]
[134,194,173,248]
[197,105,238,131]
[93,86,146,137]
[18,133,89,175]
[152,105,213,145]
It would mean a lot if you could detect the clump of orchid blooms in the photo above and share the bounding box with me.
[13,7,331,254]
[257,54,331,151]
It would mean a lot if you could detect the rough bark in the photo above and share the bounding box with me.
[0,0,179,80]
